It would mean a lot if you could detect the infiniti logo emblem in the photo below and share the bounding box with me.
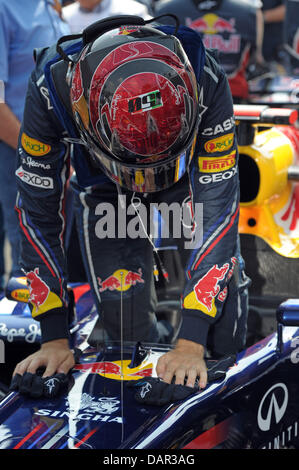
[257,383,288,432]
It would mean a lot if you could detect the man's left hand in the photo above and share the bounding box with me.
[156,339,207,389]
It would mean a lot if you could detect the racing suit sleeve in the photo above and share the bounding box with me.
[15,62,71,344]
[178,52,241,348]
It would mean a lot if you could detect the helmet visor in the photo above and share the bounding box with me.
[88,132,197,193]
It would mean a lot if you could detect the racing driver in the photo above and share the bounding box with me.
[12,15,249,392]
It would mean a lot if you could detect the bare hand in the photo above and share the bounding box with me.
[13,339,75,378]
[156,339,207,389]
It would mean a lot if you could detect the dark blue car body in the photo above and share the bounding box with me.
[0,283,299,450]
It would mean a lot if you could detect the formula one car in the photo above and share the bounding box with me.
[236,104,299,344]
[0,284,299,450]
[0,105,299,449]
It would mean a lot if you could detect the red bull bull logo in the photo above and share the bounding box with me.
[186,13,235,34]
[98,268,144,293]
[98,275,121,292]
[71,61,83,103]
[194,263,229,312]
[213,17,235,33]
[26,268,63,317]
[71,56,90,130]
[183,260,237,317]
[27,268,50,307]
[118,26,141,36]
[74,359,153,381]
[186,14,240,53]
[124,268,144,286]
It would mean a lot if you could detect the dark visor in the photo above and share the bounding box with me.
[88,132,197,193]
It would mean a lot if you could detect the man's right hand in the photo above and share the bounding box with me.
[13,338,75,378]
[10,339,75,398]
[156,339,207,389]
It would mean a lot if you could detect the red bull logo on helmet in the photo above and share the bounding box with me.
[97,268,144,293]
[74,359,153,381]
[71,51,90,131]
[117,26,141,36]
[183,258,237,317]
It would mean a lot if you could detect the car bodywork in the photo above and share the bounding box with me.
[0,284,299,449]
[0,105,299,449]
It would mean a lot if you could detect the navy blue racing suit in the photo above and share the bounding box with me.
[15,25,249,356]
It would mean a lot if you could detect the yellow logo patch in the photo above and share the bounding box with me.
[204,133,234,153]
[21,132,51,157]
[30,291,63,318]
[183,290,218,317]
[74,359,153,381]
[26,267,62,317]
[98,268,144,293]
[198,150,236,173]
[98,360,153,381]
[11,289,30,303]
[183,262,229,317]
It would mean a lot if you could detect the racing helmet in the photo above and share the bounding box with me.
[69,18,200,192]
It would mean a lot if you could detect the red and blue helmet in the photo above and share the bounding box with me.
[70,23,199,192]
